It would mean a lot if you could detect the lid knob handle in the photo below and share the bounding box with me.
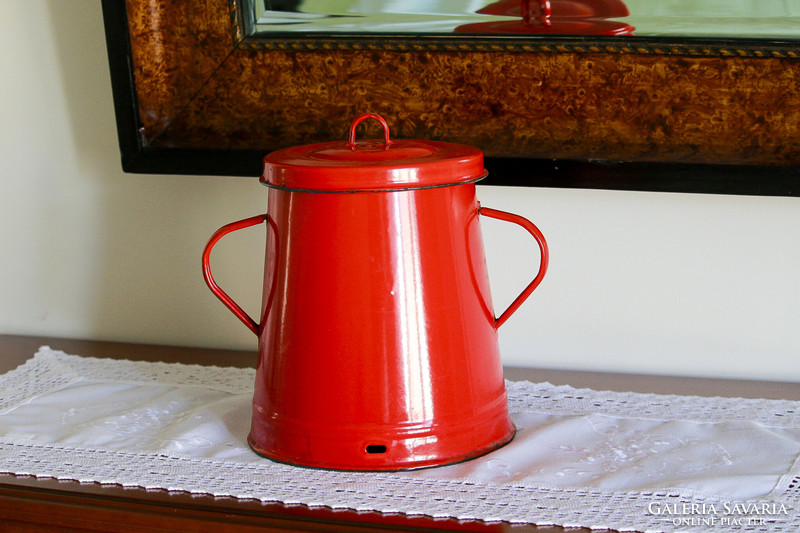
[522,0,552,26]
[348,113,392,150]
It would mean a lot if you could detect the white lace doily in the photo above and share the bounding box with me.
[2,347,799,532]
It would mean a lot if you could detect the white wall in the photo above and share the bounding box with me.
[2,1,798,381]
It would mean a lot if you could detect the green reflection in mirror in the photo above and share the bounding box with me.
[249,0,800,39]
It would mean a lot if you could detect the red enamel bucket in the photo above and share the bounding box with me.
[202,114,548,470]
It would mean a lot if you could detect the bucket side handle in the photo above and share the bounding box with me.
[202,214,267,336]
[479,205,549,328]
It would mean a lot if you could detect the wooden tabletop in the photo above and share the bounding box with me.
[1,334,798,532]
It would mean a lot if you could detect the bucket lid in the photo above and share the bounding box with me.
[261,114,486,192]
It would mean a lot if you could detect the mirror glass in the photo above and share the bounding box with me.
[250,0,800,39]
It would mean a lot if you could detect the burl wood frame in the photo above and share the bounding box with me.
[101,0,800,195]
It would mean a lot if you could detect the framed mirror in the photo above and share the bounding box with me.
[101,0,800,195]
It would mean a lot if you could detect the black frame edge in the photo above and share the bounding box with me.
[101,0,147,173]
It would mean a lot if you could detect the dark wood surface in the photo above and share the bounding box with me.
[1,334,798,532]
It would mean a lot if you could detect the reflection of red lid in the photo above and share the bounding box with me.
[476,0,629,19]
[456,0,634,35]
[455,18,634,35]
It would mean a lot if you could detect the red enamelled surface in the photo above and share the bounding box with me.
[203,114,549,470]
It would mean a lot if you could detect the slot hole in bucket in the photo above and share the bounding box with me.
[365,444,387,454]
